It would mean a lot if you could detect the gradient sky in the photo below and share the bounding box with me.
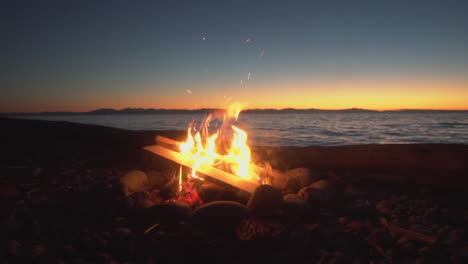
[1,0,468,112]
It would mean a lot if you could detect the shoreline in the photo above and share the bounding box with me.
[5,113,468,147]
[2,117,467,190]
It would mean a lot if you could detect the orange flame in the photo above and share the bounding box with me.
[179,103,260,182]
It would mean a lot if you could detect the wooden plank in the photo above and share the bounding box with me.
[144,144,259,193]
[156,135,179,148]
[154,135,283,179]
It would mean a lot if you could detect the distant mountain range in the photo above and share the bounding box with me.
[2,107,467,115]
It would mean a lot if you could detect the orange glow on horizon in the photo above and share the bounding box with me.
[136,79,468,111]
[1,79,467,112]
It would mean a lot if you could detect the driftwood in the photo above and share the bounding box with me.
[387,225,437,245]
[379,217,437,244]
[143,223,160,234]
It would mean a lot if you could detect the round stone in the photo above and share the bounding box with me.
[192,201,248,237]
[247,184,282,220]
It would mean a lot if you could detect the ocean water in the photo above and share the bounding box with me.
[10,112,468,146]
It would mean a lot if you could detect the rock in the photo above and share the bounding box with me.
[114,227,133,238]
[32,241,47,257]
[0,184,21,201]
[297,185,313,198]
[120,170,148,197]
[298,180,335,204]
[459,246,468,257]
[346,221,365,233]
[4,206,41,237]
[7,240,24,257]
[234,190,251,204]
[415,258,428,264]
[90,234,108,251]
[344,184,364,197]
[145,170,166,188]
[282,194,310,223]
[337,217,347,225]
[148,201,192,225]
[238,216,283,240]
[93,253,115,263]
[283,178,301,194]
[192,201,248,237]
[268,169,288,190]
[447,228,464,244]
[310,180,334,198]
[247,185,282,220]
[158,174,179,200]
[283,167,320,189]
[195,180,246,203]
[396,236,414,251]
[326,170,345,192]
[196,181,226,203]
[329,251,345,263]
[283,193,307,204]
[62,242,77,259]
[409,215,418,224]
[111,228,135,260]
[125,191,154,210]
[32,168,43,177]
[418,246,431,256]
[282,194,309,211]
[376,200,392,215]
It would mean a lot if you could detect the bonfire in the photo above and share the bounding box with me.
[145,103,273,195]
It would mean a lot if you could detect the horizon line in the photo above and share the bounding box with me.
[2,107,468,114]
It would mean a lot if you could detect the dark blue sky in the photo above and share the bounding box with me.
[2,0,468,111]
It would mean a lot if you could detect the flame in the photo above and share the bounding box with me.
[179,103,259,182]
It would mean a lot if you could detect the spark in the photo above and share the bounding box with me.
[178,166,183,193]
[223,95,232,102]
[202,36,206,40]
[245,38,252,43]
[186,89,192,95]
[240,80,243,85]
[248,72,251,80]
[258,49,265,59]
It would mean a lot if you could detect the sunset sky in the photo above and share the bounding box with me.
[1,0,468,112]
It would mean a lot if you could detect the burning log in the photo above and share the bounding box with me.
[156,135,265,173]
[144,144,259,193]
[154,135,284,184]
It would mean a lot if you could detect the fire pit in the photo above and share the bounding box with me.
[144,104,276,195]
